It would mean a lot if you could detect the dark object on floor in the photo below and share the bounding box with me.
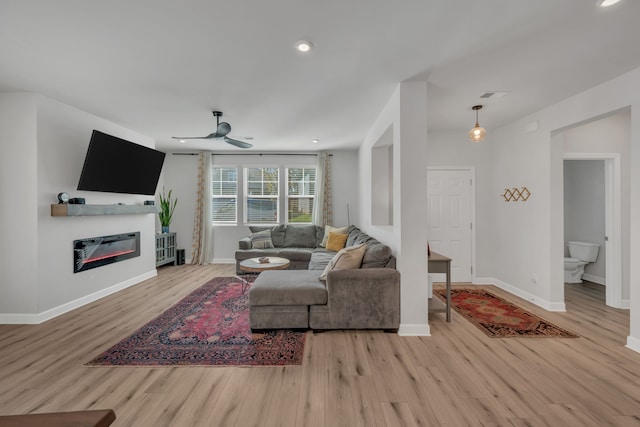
[0,409,115,427]
[176,248,185,265]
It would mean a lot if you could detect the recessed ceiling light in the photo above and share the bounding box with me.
[312,139,319,144]
[597,0,622,7]
[179,139,186,143]
[295,40,313,53]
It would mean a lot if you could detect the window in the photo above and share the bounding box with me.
[212,167,237,224]
[287,167,316,223]
[245,167,279,224]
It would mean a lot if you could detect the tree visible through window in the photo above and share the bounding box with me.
[245,167,279,224]
[212,167,237,224]
[287,167,316,223]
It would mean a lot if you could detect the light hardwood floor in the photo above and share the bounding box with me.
[1,266,639,426]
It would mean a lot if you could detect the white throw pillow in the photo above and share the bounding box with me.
[319,243,366,281]
[320,225,348,247]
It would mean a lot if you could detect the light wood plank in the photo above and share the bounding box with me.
[1,269,640,426]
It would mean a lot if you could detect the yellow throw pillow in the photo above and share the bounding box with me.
[320,225,348,247]
[320,243,367,281]
[326,231,349,252]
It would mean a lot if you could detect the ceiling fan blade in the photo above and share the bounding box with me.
[172,136,212,140]
[224,136,253,149]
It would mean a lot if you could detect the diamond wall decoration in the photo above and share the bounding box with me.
[501,187,531,202]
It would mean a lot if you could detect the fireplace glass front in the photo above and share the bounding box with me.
[73,232,140,273]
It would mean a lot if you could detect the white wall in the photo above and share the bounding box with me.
[489,66,640,352]
[427,131,494,277]
[159,153,198,258]
[563,160,606,281]
[0,93,158,322]
[359,81,429,336]
[0,93,38,314]
[561,111,631,296]
[162,151,359,263]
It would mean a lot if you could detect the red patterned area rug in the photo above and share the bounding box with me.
[434,288,579,338]
[86,277,306,366]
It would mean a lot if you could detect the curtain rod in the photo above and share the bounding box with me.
[171,152,332,156]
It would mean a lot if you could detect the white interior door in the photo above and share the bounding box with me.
[427,168,473,282]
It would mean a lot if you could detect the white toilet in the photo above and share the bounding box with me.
[564,241,599,283]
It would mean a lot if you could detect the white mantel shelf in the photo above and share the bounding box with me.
[51,204,158,216]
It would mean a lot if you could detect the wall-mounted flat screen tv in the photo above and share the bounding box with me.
[77,130,166,196]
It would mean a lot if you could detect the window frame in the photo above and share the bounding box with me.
[243,165,280,225]
[285,166,317,225]
[211,165,239,226]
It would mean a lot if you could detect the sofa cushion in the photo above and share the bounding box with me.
[309,248,337,270]
[249,226,271,233]
[283,225,317,248]
[346,226,379,247]
[320,225,348,247]
[277,248,314,262]
[361,243,393,268]
[270,224,287,247]
[250,270,328,306]
[320,243,366,281]
[315,226,325,247]
[239,237,252,250]
[250,229,274,249]
[326,231,348,251]
[346,226,362,247]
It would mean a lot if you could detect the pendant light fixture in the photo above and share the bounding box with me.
[468,105,487,142]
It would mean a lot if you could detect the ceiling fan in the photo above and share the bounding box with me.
[172,111,252,149]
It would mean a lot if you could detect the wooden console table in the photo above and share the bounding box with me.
[0,409,115,427]
[428,251,452,322]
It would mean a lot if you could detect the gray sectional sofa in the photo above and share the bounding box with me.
[235,225,400,331]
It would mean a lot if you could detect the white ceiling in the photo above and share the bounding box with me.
[1,0,639,152]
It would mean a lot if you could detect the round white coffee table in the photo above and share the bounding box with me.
[238,257,290,293]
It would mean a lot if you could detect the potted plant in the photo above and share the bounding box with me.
[159,188,177,233]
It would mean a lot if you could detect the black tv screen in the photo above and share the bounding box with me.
[77,130,166,196]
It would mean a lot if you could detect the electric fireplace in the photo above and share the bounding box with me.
[73,232,140,273]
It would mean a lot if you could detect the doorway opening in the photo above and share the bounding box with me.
[563,154,622,308]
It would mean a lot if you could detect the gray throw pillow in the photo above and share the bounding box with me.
[270,224,286,247]
[283,225,317,248]
[250,229,274,249]
[361,243,393,268]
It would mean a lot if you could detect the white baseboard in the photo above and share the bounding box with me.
[582,273,606,285]
[626,335,640,354]
[0,270,157,325]
[398,323,430,336]
[472,277,566,312]
[472,277,495,285]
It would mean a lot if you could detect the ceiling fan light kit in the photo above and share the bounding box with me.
[171,111,252,149]
[468,105,487,142]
